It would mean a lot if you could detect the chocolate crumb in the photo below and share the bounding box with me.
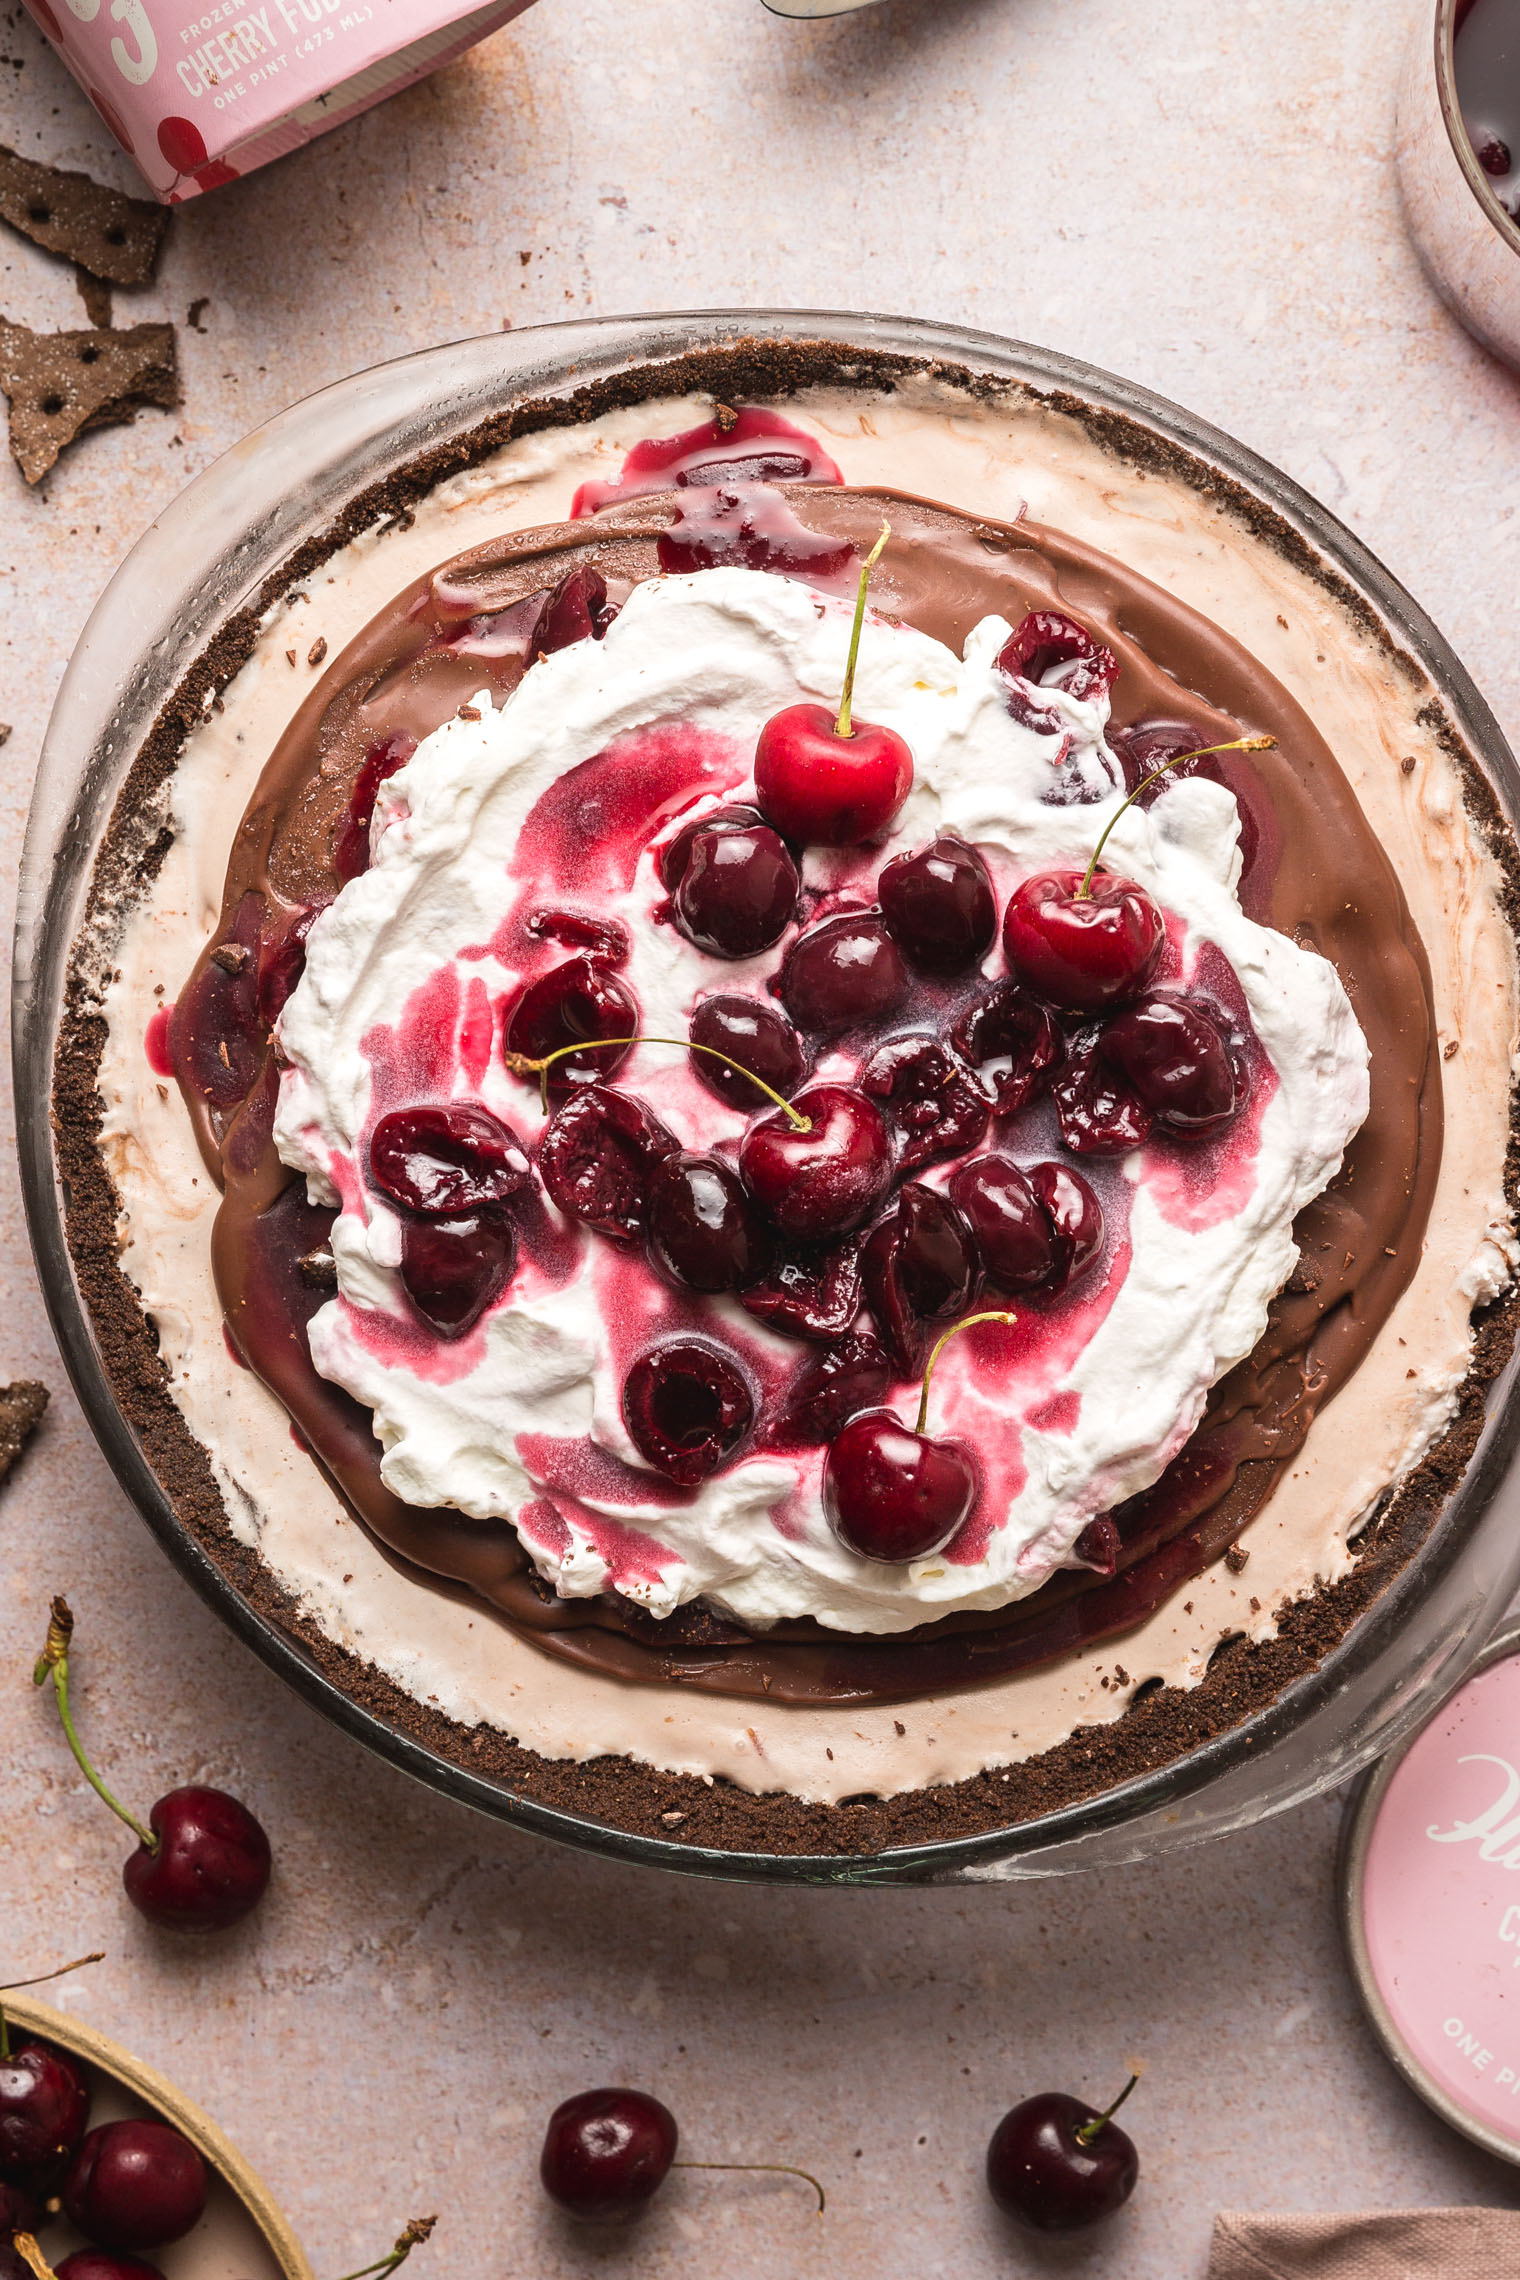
[713,399,738,432]
[894,1720,906,1736]
[307,636,328,668]
[1249,1597,1262,1614]
[0,1380,47,1483]
[457,703,481,721]
[0,316,177,484]
[0,725,9,746]
[0,145,167,284]
[286,649,297,667]
[1276,613,1289,629]
[1444,1038,1459,1060]
[208,942,249,974]
[1224,1543,1249,1574]
[298,1250,338,1290]
[1402,755,1417,775]
[74,268,111,329]
[187,298,210,333]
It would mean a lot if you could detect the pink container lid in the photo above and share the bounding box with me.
[19,0,537,203]
[1344,1621,1520,2161]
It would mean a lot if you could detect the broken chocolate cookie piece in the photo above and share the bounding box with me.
[0,316,177,483]
[0,1380,48,1484]
[0,145,167,285]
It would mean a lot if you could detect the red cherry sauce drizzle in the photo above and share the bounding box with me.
[571,406,843,516]
[658,486,858,584]
[1136,943,1278,1235]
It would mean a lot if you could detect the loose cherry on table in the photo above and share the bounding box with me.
[737,1084,893,1242]
[539,2088,823,2225]
[779,911,910,1040]
[63,2122,206,2254]
[33,1601,270,1934]
[823,1311,1014,1563]
[753,524,914,847]
[1003,733,1275,1014]
[621,1339,754,1483]
[985,2075,1140,2235]
[877,835,996,975]
[661,808,800,961]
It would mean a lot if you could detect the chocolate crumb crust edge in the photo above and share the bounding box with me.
[51,333,1520,1858]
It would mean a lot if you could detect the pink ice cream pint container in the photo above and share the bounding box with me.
[21,0,537,202]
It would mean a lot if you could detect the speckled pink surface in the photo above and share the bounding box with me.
[3,0,1520,2271]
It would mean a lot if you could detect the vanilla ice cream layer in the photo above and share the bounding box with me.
[94,376,1517,1802]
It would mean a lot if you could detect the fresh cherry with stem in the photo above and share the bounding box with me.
[539,2088,824,2225]
[753,525,913,846]
[985,2074,1140,2234]
[1003,736,1275,1013]
[33,1600,271,1934]
[823,1311,1016,1562]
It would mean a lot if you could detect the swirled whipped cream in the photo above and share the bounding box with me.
[272,565,1369,1635]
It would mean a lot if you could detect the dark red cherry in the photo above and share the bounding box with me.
[504,956,639,1091]
[647,1155,769,1292]
[0,2036,90,2189]
[531,564,615,658]
[399,1211,516,1336]
[754,703,913,848]
[738,1085,892,1240]
[658,804,767,893]
[996,610,1119,706]
[1027,1161,1105,1287]
[951,983,1063,1117]
[0,2181,38,2235]
[1051,1030,1153,1155]
[64,2121,206,2253]
[780,912,909,1038]
[688,996,806,1112]
[738,1240,862,1342]
[1478,131,1514,176]
[622,1339,753,1483]
[767,1332,891,1449]
[950,1157,1055,1290]
[877,836,996,974]
[524,908,630,965]
[671,820,800,960]
[539,1088,678,1243]
[1099,993,1243,1133]
[56,2256,167,2280]
[369,1104,531,1216]
[858,1034,989,1172]
[122,1786,272,1932]
[824,1410,976,1562]
[540,2087,676,2224]
[862,1185,979,1374]
[1073,1516,1121,1577]
[333,733,416,883]
[1106,718,1261,881]
[1003,870,1164,1013]
[985,2085,1139,2234]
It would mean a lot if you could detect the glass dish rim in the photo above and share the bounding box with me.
[14,304,1520,1886]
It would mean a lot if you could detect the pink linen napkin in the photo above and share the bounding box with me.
[1209,2208,1520,2277]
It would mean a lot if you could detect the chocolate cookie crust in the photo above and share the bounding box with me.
[53,336,1520,1855]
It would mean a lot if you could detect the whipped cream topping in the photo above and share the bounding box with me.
[271,563,1370,1636]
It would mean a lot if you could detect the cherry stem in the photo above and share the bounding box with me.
[31,1596,157,1855]
[1076,735,1278,899]
[833,521,891,740]
[671,2160,826,2215]
[914,1310,1017,1438]
[332,2214,437,2280]
[12,2234,56,2280]
[503,1034,813,1130]
[1075,2073,1140,2145]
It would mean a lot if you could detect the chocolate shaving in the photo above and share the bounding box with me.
[0,1380,48,1483]
[0,317,177,484]
[0,146,167,285]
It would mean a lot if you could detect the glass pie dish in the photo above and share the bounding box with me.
[15,309,1520,1885]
